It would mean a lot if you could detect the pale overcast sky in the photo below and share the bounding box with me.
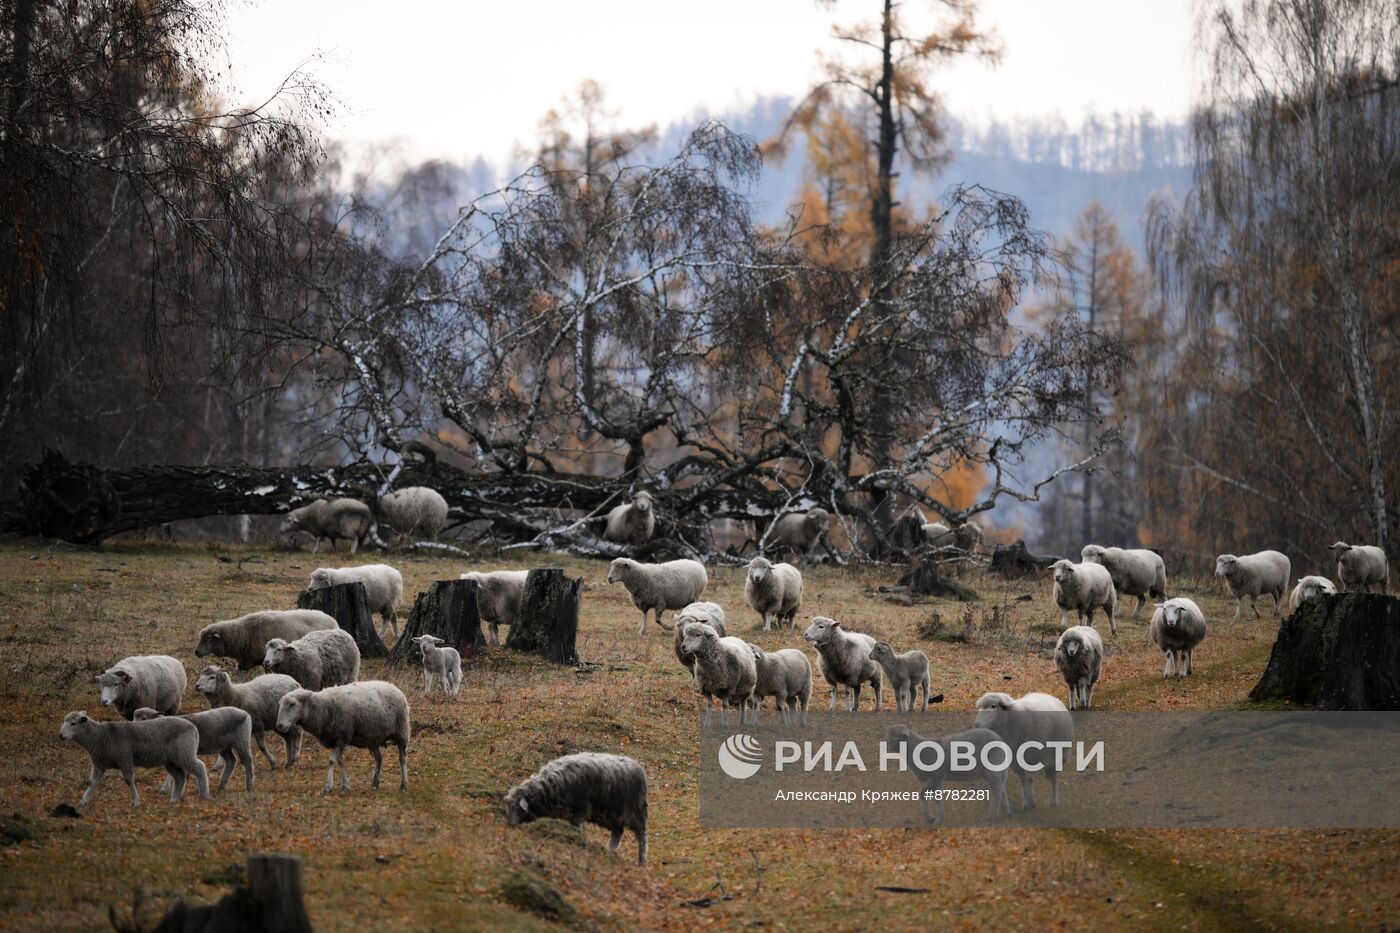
[225,0,1194,166]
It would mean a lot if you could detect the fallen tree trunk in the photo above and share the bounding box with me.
[298,581,389,659]
[389,579,485,663]
[505,568,582,665]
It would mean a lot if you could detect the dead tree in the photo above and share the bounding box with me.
[298,581,388,659]
[388,579,485,663]
[505,568,582,665]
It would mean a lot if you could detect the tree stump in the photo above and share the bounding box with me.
[298,581,388,659]
[388,579,485,663]
[505,568,582,665]
[989,539,1061,577]
[143,854,311,933]
[1250,593,1400,710]
[900,557,979,601]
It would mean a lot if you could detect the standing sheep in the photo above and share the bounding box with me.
[195,666,302,769]
[802,616,883,713]
[505,753,648,865]
[195,610,337,672]
[60,711,209,808]
[279,498,372,554]
[262,628,361,691]
[744,557,803,631]
[1328,542,1390,593]
[765,508,830,561]
[276,682,411,794]
[673,602,727,678]
[1149,598,1208,678]
[1080,545,1168,618]
[603,490,656,547]
[746,645,813,726]
[1053,625,1103,710]
[679,623,757,726]
[868,643,931,712]
[606,558,708,635]
[308,564,404,641]
[974,691,1073,810]
[885,724,1009,824]
[133,706,255,793]
[1288,575,1337,614]
[1050,560,1118,635]
[377,487,449,543]
[459,569,529,646]
[1215,551,1291,620]
[410,635,462,698]
[96,656,187,720]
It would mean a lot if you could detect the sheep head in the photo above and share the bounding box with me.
[680,622,718,656]
[869,642,896,664]
[275,688,312,733]
[803,616,841,646]
[606,558,635,584]
[746,557,773,585]
[59,711,90,741]
[96,667,132,707]
[503,786,534,827]
[631,491,653,514]
[1050,559,1077,586]
[1214,555,1238,576]
[195,665,228,696]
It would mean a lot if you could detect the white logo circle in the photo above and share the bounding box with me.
[717,733,763,779]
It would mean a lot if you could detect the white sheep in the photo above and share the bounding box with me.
[1288,575,1337,615]
[459,569,529,646]
[974,691,1073,810]
[195,609,337,672]
[1215,551,1291,620]
[280,498,372,554]
[262,628,361,691]
[603,490,655,546]
[133,706,255,793]
[411,635,462,698]
[505,753,649,865]
[1328,542,1389,593]
[1080,545,1167,618]
[802,616,883,712]
[60,711,209,808]
[766,508,830,560]
[276,682,411,794]
[868,643,931,712]
[744,557,803,631]
[377,486,449,542]
[885,724,1009,824]
[1053,625,1103,710]
[678,622,757,726]
[195,666,302,769]
[96,656,187,720]
[309,564,404,641]
[1149,598,1208,678]
[746,644,813,726]
[606,558,708,635]
[673,602,727,678]
[1050,559,1118,635]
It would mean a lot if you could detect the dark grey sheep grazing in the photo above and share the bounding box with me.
[504,752,648,865]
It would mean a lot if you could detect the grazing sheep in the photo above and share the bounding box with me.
[885,725,1008,824]
[679,623,757,726]
[309,564,404,641]
[606,558,708,635]
[1050,559,1118,635]
[133,706,255,793]
[262,628,361,691]
[603,490,656,547]
[459,569,529,646]
[1080,545,1168,618]
[1149,598,1208,678]
[868,643,931,712]
[377,487,449,542]
[96,656,187,720]
[1053,625,1103,710]
[60,711,209,808]
[411,635,462,698]
[974,692,1073,810]
[746,645,813,726]
[194,610,337,672]
[275,682,411,794]
[744,557,803,631]
[673,602,728,678]
[1328,542,1390,593]
[505,753,648,865]
[280,498,372,554]
[1215,551,1291,620]
[1288,575,1338,615]
[195,666,302,769]
[802,616,883,713]
[766,508,830,560]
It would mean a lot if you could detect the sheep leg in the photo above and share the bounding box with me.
[238,744,255,792]
[79,764,106,809]
[762,611,772,632]
[397,741,408,790]
[487,620,500,646]
[1163,652,1173,678]
[370,746,383,789]
[920,788,934,823]
[122,762,140,807]
[1133,595,1147,619]
[1185,648,1194,676]
[166,765,186,803]
[1250,595,1261,619]
[608,827,623,853]
[283,727,302,767]
[254,729,279,769]
[1107,605,1117,636]
[634,827,647,865]
[323,748,339,794]
[848,684,859,713]
[423,671,434,696]
[1232,597,1242,621]
[384,609,400,641]
[189,758,210,800]
[216,751,235,792]
[638,611,648,636]
[1060,610,1069,628]
[873,675,883,713]
[1020,771,1036,810]
[1048,770,1060,807]
[1271,592,1281,616]
[349,536,359,555]
[311,538,322,555]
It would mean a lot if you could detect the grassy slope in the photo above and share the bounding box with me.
[0,541,1394,931]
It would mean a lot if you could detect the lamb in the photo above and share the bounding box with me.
[746,645,813,726]
[1215,551,1291,620]
[59,711,209,808]
[744,557,803,631]
[1328,542,1390,593]
[195,609,337,672]
[1053,625,1103,710]
[802,616,883,713]
[195,666,303,769]
[606,558,708,635]
[505,752,648,865]
[459,569,529,646]
[1080,545,1167,618]
[974,692,1073,810]
[678,622,757,726]
[279,497,372,554]
[673,602,727,677]
[308,564,404,641]
[885,725,1008,824]
[410,635,462,698]
[603,490,655,546]
[262,628,361,691]
[1288,575,1337,614]
[275,681,411,794]
[377,486,449,542]
[765,508,830,560]
[1149,598,1208,678]
[1050,559,1118,635]
[132,706,255,793]
[868,643,931,712]
[96,655,187,720]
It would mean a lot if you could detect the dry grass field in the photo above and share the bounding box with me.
[0,540,1396,931]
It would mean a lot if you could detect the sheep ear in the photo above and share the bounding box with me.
[518,797,529,814]
[116,670,131,683]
